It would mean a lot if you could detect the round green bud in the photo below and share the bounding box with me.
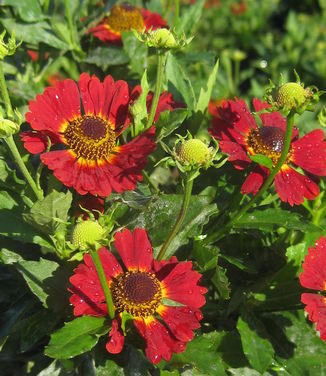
[178,139,211,165]
[0,117,20,138]
[276,82,307,110]
[72,220,104,250]
[150,29,177,49]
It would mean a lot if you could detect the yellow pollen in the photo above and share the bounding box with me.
[246,126,293,166]
[111,271,162,318]
[62,115,116,161]
[106,4,145,33]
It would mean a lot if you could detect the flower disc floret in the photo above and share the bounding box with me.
[69,228,207,364]
[178,139,211,165]
[72,220,104,250]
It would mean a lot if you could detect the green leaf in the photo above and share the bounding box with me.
[132,194,217,259]
[285,242,307,276]
[85,46,129,69]
[176,0,205,36]
[212,265,231,299]
[249,154,273,170]
[129,70,149,135]
[95,360,124,376]
[23,190,72,235]
[156,108,189,140]
[237,312,274,373]
[1,19,69,49]
[234,208,320,232]
[172,332,226,375]
[195,59,219,113]
[45,316,108,359]
[192,241,218,271]
[122,31,148,77]
[1,0,44,22]
[0,190,18,210]
[166,53,196,110]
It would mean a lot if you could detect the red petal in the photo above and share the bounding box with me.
[241,166,268,195]
[301,293,326,340]
[300,237,326,291]
[274,166,320,206]
[26,78,80,134]
[219,140,251,169]
[106,319,125,354]
[75,194,105,220]
[21,131,49,154]
[292,129,326,176]
[160,261,207,309]
[141,9,167,30]
[88,19,122,44]
[159,306,202,342]
[134,318,186,364]
[114,228,153,271]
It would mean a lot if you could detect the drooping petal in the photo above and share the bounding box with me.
[114,228,153,272]
[158,305,202,342]
[133,318,186,364]
[292,129,326,176]
[301,293,326,340]
[241,166,269,195]
[300,237,326,291]
[159,261,207,309]
[21,131,50,154]
[274,166,319,206]
[106,319,125,354]
[26,78,80,134]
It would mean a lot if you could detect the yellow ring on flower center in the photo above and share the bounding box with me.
[62,115,116,161]
[247,126,293,166]
[111,271,162,318]
[106,4,145,33]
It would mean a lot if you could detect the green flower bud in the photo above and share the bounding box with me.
[72,220,104,250]
[276,82,307,110]
[0,116,20,138]
[178,139,211,165]
[149,28,177,49]
[0,30,21,60]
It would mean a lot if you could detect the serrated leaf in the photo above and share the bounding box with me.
[23,190,72,235]
[122,31,147,77]
[166,53,196,110]
[249,154,273,170]
[196,59,219,113]
[85,46,129,69]
[237,313,274,373]
[45,316,108,359]
[234,208,320,232]
[285,242,307,276]
[1,19,69,49]
[1,0,44,22]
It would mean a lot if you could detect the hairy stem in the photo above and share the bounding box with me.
[157,177,194,260]
[89,247,115,320]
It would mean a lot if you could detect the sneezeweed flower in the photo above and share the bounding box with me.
[88,4,166,45]
[300,237,326,340]
[209,98,326,206]
[21,73,157,197]
[69,228,207,364]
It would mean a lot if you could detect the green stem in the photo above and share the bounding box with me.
[89,247,115,320]
[174,0,180,29]
[205,110,295,244]
[157,177,194,260]
[5,136,44,201]
[0,63,14,119]
[146,52,166,130]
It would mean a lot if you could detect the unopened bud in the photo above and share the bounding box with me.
[0,30,21,60]
[72,220,104,250]
[0,117,19,138]
[276,82,307,111]
[149,29,177,49]
[178,139,211,165]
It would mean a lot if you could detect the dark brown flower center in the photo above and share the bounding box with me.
[247,126,292,166]
[63,115,116,161]
[111,271,162,318]
[106,4,145,33]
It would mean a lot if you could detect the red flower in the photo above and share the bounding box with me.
[75,194,105,220]
[209,98,326,206]
[300,237,326,340]
[21,73,156,197]
[230,1,247,15]
[88,4,167,45]
[69,228,207,364]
